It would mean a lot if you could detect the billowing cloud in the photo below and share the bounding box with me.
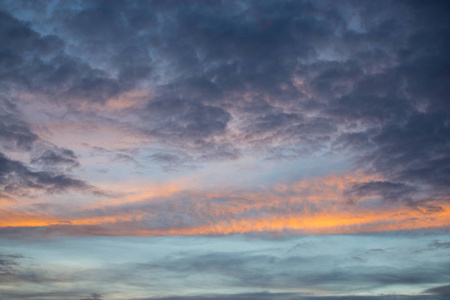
[0,1,449,298]
[0,0,448,235]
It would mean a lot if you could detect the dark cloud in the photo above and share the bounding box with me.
[0,152,95,198]
[0,0,447,187]
[424,284,450,295]
[0,0,447,217]
[142,98,231,140]
[0,98,38,151]
[0,253,23,278]
[333,1,450,206]
[345,181,416,204]
[30,147,80,170]
[339,111,450,206]
[0,10,127,104]
[0,9,123,199]
[428,240,450,250]
[0,1,449,299]
[137,98,239,161]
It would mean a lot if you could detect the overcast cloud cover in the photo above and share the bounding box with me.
[0,0,449,299]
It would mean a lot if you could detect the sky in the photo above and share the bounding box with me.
[0,0,449,299]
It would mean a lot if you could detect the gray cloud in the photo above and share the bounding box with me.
[30,147,80,170]
[0,0,448,185]
[1,232,449,299]
[428,240,450,250]
[424,284,450,295]
[1,1,449,299]
[0,253,23,278]
[0,152,96,198]
[345,181,416,204]
[0,98,38,151]
[138,251,450,292]
[0,10,127,105]
[141,98,232,140]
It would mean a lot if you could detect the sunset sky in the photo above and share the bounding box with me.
[0,0,449,299]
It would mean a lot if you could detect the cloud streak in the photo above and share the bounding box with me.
[1,172,448,236]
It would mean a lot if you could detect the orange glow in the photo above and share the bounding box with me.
[2,172,449,236]
[0,212,60,227]
[150,203,450,236]
[2,203,448,236]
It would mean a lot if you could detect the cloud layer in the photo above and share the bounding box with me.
[0,0,449,255]
[1,233,450,299]
[3,2,450,299]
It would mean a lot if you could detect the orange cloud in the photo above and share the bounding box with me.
[1,171,449,236]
